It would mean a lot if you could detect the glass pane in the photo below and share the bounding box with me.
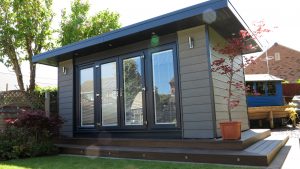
[123,56,143,125]
[267,82,276,96]
[80,67,94,126]
[101,62,118,126]
[255,82,265,96]
[152,50,176,124]
[246,82,254,96]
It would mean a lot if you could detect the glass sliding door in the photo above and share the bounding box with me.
[122,56,144,126]
[80,67,95,127]
[77,44,180,133]
[101,61,118,126]
[151,49,177,125]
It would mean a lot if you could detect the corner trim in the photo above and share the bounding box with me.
[205,25,217,138]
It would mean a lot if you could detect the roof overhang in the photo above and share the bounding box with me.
[245,74,283,82]
[33,0,262,66]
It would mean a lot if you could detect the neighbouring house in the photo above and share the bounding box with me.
[245,74,284,107]
[245,43,300,83]
[245,43,300,102]
[32,0,261,139]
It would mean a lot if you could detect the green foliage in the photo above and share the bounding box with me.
[286,102,299,127]
[34,86,57,96]
[0,0,54,90]
[282,80,289,84]
[0,110,62,160]
[296,79,300,84]
[58,0,121,46]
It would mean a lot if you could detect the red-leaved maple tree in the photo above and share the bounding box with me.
[211,21,271,121]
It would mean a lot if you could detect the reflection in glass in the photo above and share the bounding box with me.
[101,62,118,126]
[123,57,143,125]
[80,67,94,126]
[152,50,176,124]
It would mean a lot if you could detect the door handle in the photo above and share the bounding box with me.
[119,88,123,97]
[143,121,148,125]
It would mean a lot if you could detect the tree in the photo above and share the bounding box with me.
[123,59,142,109]
[211,21,271,121]
[0,0,53,91]
[58,0,121,46]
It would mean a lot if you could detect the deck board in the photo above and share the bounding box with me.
[57,129,270,150]
[55,130,288,166]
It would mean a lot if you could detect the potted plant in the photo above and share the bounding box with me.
[211,21,271,140]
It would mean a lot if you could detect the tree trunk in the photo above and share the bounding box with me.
[12,57,25,91]
[29,61,36,91]
[5,38,25,91]
[227,59,234,122]
[26,37,36,91]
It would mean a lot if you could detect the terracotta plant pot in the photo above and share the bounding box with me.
[220,121,241,140]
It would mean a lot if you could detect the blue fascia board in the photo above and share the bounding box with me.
[32,0,228,63]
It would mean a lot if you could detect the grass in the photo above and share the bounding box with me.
[0,155,258,169]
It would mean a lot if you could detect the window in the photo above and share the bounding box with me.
[152,50,176,125]
[267,82,276,96]
[255,82,265,95]
[123,56,144,126]
[246,82,254,95]
[80,67,94,127]
[101,62,118,126]
[275,52,280,61]
[246,81,277,96]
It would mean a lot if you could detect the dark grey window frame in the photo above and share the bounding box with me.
[75,43,181,133]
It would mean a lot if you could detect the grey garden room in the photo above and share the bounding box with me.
[33,0,289,166]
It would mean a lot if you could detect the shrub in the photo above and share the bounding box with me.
[0,110,63,160]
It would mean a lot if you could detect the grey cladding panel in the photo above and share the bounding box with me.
[177,25,214,139]
[181,87,211,98]
[182,104,212,114]
[181,79,210,90]
[58,59,74,138]
[209,27,249,136]
[184,130,213,138]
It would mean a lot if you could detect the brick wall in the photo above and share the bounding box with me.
[245,43,300,83]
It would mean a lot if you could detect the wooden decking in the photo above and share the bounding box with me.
[248,106,291,128]
[55,129,289,166]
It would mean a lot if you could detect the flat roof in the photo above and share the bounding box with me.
[33,0,261,66]
[245,74,283,82]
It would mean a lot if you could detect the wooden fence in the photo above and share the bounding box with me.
[0,90,57,130]
[282,83,300,103]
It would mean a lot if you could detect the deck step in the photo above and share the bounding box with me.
[244,134,290,165]
[56,134,288,166]
[56,129,270,150]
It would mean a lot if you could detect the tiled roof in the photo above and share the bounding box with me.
[245,43,300,83]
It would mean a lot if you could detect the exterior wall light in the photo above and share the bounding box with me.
[188,36,194,49]
[62,66,67,75]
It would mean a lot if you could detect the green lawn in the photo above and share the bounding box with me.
[0,155,258,169]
